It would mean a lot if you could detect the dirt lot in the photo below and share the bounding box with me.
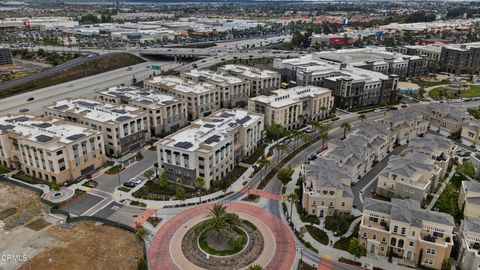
[0,183,144,270]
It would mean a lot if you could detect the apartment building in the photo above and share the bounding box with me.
[360,198,455,270]
[324,122,395,180]
[248,86,333,130]
[157,109,263,189]
[0,114,105,183]
[459,181,480,219]
[458,218,480,270]
[181,69,250,108]
[273,55,399,109]
[44,98,148,158]
[376,152,441,201]
[218,64,281,96]
[382,110,429,145]
[0,47,12,66]
[461,119,480,150]
[423,103,474,137]
[396,44,442,65]
[144,76,220,120]
[439,42,480,74]
[96,86,187,136]
[302,159,353,218]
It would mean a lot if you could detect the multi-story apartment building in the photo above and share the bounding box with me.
[458,218,480,270]
[218,64,281,97]
[96,86,188,136]
[0,47,13,66]
[44,98,148,158]
[181,69,250,108]
[144,76,220,120]
[302,159,353,218]
[157,109,263,189]
[324,122,395,180]
[423,103,474,137]
[0,114,105,183]
[459,181,480,219]
[376,152,441,201]
[360,198,455,270]
[248,86,333,130]
[382,110,429,145]
[461,119,480,150]
[396,44,442,65]
[439,42,480,74]
[273,56,399,109]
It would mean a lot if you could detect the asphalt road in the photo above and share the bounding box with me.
[0,60,178,115]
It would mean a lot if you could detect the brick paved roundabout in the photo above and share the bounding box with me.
[148,202,296,270]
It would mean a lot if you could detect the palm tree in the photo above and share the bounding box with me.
[194,176,205,202]
[358,114,366,122]
[204,202,241,241]
[247,265,262,270]
[290,130,305,150]
[341,122,352,139]
[320,106,327,119]
[287,192,299,221]
[275,143,288,162]
[257,154,271,172]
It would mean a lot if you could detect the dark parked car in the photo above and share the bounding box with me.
[27,97,34,102]
[307,155,317,161]
[123,181,136,188]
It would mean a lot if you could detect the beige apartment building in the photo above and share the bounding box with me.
[458,218,480,270]
[382,110,429,145]
[96,86,188,136]
[461,119,480,150]
[423,103,474,137]
[360,198,455,270]
[218,64,281,96]
[144,76,220,120]
[181,69,250,108]
[0,114,105,183]
[458,181,480,219]
[248,86,333,130]
[44,98,148,158]
[157,108,263,189]
[302,159,353,217]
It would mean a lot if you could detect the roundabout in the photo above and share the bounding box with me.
[148,202,295,270]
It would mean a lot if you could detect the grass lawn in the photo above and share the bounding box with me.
[334,224,359,251]
[305,225,329,245]
[410,78,449,88]
[429,85,480,100]
[324,215,356,236]
[433,173,466,223]
[0,165,11,174]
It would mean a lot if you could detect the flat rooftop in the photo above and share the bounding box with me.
[146,76,216,94]
[101,86,182,106]
[220,64,279,79]
[162,109,262,151]
[314,47,421,64]
[0,114,96,147]
[183,69,244,84]
[47,98,142,123]
[250,85,331,108]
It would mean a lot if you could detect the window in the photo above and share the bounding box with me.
[363,232,367,238]
[401,227,406,235]
[393,226,398,234]
[426,248,436,255]
[423,259,433,265]
[372,234,377,240]
[409,241,414,247]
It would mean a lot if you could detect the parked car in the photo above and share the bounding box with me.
[19,108,29,113]
[283,138,291,145]
[130,177,142,185]
[27,97,34,102]
[123,181,136,188]
[307,155,317,161]
[305,127,315,133]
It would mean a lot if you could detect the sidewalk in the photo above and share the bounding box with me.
[427,166,457,210]
[286,168,410,270]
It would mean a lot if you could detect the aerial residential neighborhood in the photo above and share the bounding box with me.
[3,1,480,270]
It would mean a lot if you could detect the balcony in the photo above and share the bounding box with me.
[363,220,390,232]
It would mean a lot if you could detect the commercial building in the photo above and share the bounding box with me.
[461,119,480,151]
[44,98,148,158]
[360,198,455,270]
[0,16,79,31]
[423,103,474,137]
[458,218,480,270]
[248,86,333,130]
[382,110,429,145]
[459,181,480,220]
[273,55,399,109]
[0,47,13,66]
[144,76,220,121]
[96,86,187,137]
[181,69,250,108]
[0,114,105,183]
[157,109,263,189]
[218,65,281,97]
[302,159,353,218]
[376,152,441,201]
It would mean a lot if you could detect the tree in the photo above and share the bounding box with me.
[275,143,288,161]
[143,169,154,180]
[265,123,283,141]
[159,172,168,188]
[135,226,147,240]
[194,176,205,202]
[257,155,271,170]
[247,265,262,270]
[176,186,187,201]
[204,202,241,240]
[277,167,294,186]
[287,192,298,220]
[358,114,366,122]
[341,122,352,139]
[348,238,366,262]
[299,226,306,238]
[298,114,305,125]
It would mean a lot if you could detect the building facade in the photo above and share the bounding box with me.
[423,103,474,137]
[382,110,429,145]
[459,181,480,220]
[218,64,281,97]
[458,218,480,270]
[0,114,105,183]
[461,119,480,151]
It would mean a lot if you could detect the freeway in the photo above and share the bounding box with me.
[0,60,178,115]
